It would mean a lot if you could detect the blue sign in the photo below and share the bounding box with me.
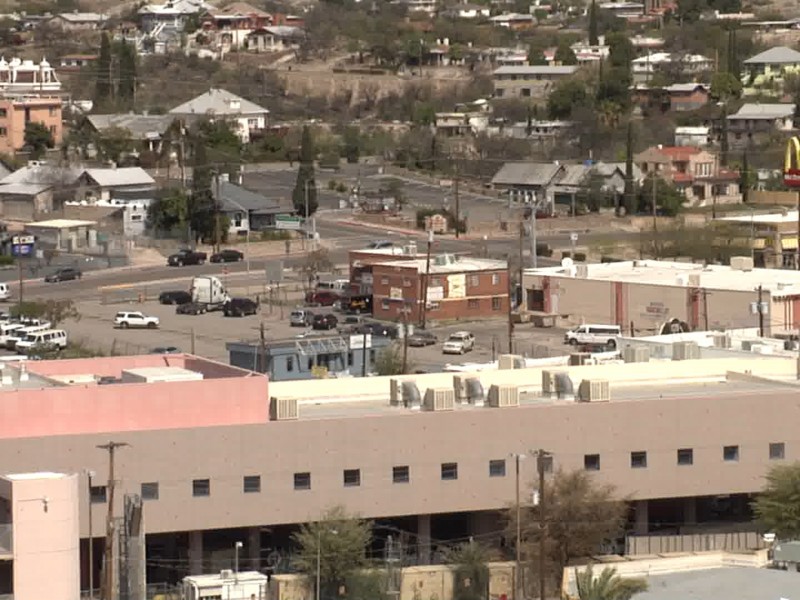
[11,244,33,257]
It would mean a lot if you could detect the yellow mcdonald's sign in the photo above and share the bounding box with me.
[784,136,800,188]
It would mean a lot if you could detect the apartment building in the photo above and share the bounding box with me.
[1,352,798,589]
[0,95,62,155]
[492,65,578,100]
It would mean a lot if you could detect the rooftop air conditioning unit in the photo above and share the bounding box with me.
[730,256,754,272]
[269,397,298,421]
[513,356,526,369]
[578,379,610,402]
[453,375,468,403]
[711,333,731,349]
[424,387,455,411]
[672,341,700,360]
[465,377,485,406]
[623,345,650,363]
[390,379,401,406]
[687,274,701,287]
[488,384,519,407]
[569,352,592,366]
[575,264,589,278]
[498,354,522,369]
[401,381,421,410]
[220,570,234,580]
[542,370,559,396]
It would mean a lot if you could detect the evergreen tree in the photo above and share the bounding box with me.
[189,138,215,242]
[588,0,599,46]
[95,32,111,104]
[118,39,136,106]
[741,152,751,204]
[292,126,318,217]
[727,28,740,80]
[623,121,636,216]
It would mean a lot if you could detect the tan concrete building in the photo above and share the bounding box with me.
[0,95,63,155]
[2,353,799,589]
[522,259,800,335]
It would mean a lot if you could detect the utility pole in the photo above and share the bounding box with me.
[402,304,410,374]
[507,265,515,353]
[361,329,368,377]
[85,469,96,599]
[535,449,551,600]
[259,321,266,374]
[97,442,129,600]
[17,252,23,307]
[454,162,461,239]
[757,285,764,337]
[530,201,539,269]
[420,230,434,329]
[651,174,659,258]
[518,222,524,307]
[214,171,222,255]
[511,453,524,600]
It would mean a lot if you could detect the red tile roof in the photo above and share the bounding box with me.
[657,146,702,160]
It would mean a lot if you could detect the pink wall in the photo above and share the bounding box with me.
[0,376,269,439]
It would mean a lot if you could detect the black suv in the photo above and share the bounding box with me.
[45,267,82,282]
[210,249,245,263]
[223,297,259,317]
[159,290,192,305]
[312,313,338,330]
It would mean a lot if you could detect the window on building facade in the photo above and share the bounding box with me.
[192,479,210,497]
[141,482,159,500]
[381,277,389,285]
[294,472,311,490]
[492,273,500,285]
[723,445,739,462]
[49,125,56,136]
[243,475,261,493]
[631,451,647,469]
[441,462,458,481]
[403,278,411,287]
[382,299,390,310]
[286,356,294,372]
[468,299,479,309]
[489,459,506,477]
[393,466,410,483]
[584,454,600,471]
[0,109,6,118]
[770,442,785,460]
[90,485,107,503]
[469,275,479,286]
[677,448,693,465]
[492,297,501,311]
[49,107,57,117]
[343,469,361,487]
[0,127,7,136]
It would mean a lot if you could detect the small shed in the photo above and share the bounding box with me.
[25,218,98,251]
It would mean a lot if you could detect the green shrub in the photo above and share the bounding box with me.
[0,255,14,266]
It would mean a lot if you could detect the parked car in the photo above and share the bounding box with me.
[290,309,313,327]
[210,249,244,263]
[151,346,181,354]
[223,297,259,317]
[44,267,82,282]
[367,240,394,249]
[114,311,159,329]
[408,331,437,347]
[442,331,475,354]
[305,290,340,307]
[159,290,192,305]
[0,282,9,301]
[338,315,365,334]
[312,313,338,330]
[167,249,207,266]
[358,322,399,339]
[176,302,208,315]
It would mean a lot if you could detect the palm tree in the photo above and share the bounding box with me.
[575,565,647,600]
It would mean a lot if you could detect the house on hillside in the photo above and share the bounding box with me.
[85,113,176,154]
[631,52,713,83]
[0,162,81,221]
[76,167,157,204]
[139,0,213,32]
[489,13,535,29]
[211,176,289,234]
[635,146,739,202]
[743,46,800,89]
[490,162,565,208]
[200,2,272,51]
[675,126,711,147]
[48,12,108,30]
[169,88,269,143]
[443,3,490,18]
[726,103,795,147]
[246,26,303,53]
[492,65,578,99]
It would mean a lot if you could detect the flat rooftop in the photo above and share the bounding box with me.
[719,209,799,225]
[381,255,507,274]
[636,567,799,600]
[525,259,800,296]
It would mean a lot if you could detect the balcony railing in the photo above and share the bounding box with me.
[0,524,12,556]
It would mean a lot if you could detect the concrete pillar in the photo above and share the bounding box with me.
[634,500,649,535]
[248,527,261,571]
[417,514,431,564]
[683,497,697,527]
[188,530,204,575]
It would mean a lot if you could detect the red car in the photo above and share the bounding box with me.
[305,290,340,306]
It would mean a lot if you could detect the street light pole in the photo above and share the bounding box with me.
[234,541,243,582]
[510,453,525,600]
[84,469,96,599]
[535,449,551,600]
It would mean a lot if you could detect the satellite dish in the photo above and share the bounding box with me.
[561,257,574,269]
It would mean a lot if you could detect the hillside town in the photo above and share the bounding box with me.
[3,0,800,599]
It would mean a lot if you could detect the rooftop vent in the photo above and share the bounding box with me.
[401,380,421,410]
[554,372,574,400]
[465,377,485,406]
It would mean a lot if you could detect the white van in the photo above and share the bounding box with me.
[564,324,621,349]
[6,323,52,349]
[16,329,67,353]
[0,322,26,346]
[0,283,9,301]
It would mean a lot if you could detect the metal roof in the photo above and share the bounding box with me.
[728,103,795,120]
[744,45,800,64]
[169,88,269,117]
[0,183,51,195]
[82,167,156,188]
[493,65,577,76]
[212,180,282,213]
[491,162,563,187]
[87,113,175,140]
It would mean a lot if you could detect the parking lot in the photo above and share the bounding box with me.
[57,295,570,371]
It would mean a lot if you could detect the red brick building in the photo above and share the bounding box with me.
[371,254,509,323]
[349,245,422,295]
